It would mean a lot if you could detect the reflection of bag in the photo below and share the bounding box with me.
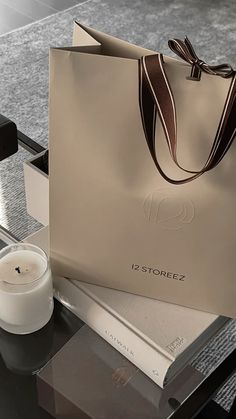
[49,22,236,318]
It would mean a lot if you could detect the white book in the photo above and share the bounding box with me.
[24,227,228,388]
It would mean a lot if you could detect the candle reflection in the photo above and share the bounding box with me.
[0,317,53,375]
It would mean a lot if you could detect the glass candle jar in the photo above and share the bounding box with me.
[0,243,54,334]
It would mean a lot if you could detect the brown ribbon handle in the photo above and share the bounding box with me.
[139,45,236,185]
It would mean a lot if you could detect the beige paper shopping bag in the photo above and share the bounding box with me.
[49,22,236,317]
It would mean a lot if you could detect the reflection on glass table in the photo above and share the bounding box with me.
[0,226,83,419]
[37,325,204,419]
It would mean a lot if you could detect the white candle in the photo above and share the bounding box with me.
[0,243,53,334]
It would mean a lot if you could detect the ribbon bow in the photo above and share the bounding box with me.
[168,37,234,79]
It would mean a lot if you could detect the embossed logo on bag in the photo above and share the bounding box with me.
[143,188,194,229]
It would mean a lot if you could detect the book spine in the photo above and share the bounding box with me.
[54,278,172,388]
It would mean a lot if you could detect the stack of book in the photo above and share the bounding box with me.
[25,227,228,389]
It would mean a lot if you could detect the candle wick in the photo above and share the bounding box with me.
[15,266,21,274]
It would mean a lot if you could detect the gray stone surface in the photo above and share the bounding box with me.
[0,0,235,411]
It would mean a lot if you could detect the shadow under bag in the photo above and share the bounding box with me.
[49,22,236,318]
